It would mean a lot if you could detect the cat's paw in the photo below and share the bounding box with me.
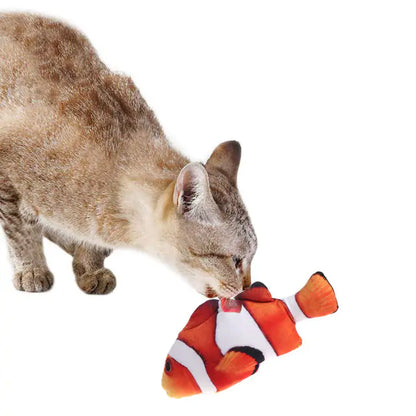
[13,268,54,292]
[76,268,116,295]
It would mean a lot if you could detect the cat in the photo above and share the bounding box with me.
[0,13,257,298]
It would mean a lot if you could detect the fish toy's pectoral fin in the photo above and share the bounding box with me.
[215,347,265,377]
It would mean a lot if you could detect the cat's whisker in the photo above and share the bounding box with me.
[217,281,241,298]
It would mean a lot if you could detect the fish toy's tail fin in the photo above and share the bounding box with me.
[283,272,338,322]
[296,272,338,318]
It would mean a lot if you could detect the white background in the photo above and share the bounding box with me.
[0,1,415,415]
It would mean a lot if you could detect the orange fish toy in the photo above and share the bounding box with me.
[162,272,338,398]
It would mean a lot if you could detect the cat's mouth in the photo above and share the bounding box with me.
[204,281,242,299]
[204,285,218,298]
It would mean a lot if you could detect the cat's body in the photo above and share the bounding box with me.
[0,13,257,297]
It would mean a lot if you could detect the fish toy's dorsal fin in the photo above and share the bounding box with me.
[295,272,338,318]
[236,282,273,302]
[182,299,219,331]
[215,347,265,377]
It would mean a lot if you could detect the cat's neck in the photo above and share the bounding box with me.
[116,161,183,255]
[93,132,189,253]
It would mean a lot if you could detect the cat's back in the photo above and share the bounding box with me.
[0,13,105,94]
[0,13,162,152]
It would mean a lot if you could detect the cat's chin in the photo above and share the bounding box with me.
[204,285,218,298]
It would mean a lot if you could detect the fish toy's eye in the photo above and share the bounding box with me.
[165,358,172,373]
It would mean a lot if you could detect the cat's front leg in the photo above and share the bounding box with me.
[72,245,116,295]
[0,180,53,292]
[43,229,115,295]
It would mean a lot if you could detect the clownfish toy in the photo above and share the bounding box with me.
[162,272,338,398]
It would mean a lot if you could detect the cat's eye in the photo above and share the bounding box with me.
[165,358,172,373]
[232,256,243,269]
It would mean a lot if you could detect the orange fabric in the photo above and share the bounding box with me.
[182,299,218,331]
[296,273,338,318]
[242,299,302,355]
[176,301,249,393]
[162,356,202,398]
[177,302,223,379]
[236,285,273,302]
[215,350,258,376]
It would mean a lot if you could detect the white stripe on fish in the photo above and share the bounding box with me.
[283,295,307,323]
[215,304,277,359]
[168,339,217,394]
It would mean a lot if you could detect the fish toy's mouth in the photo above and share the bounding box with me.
[220,298,242,312]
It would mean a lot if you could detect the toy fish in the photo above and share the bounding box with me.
[162,272,338,398]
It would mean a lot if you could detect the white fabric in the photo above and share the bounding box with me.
[168,339,217,394]
[215,305,277,359]
[283,295,307,322]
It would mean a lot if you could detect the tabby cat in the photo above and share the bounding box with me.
[0,13,257,298]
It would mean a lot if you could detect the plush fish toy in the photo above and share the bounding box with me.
[162,272,338,398]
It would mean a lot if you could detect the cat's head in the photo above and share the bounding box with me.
[171,141,257,298]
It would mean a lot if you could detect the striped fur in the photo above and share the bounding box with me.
[0,13,257,296]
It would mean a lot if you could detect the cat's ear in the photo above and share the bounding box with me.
[173,162,222,224]
[205,140,241,186]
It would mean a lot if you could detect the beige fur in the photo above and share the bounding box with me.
[0,13,257,297]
